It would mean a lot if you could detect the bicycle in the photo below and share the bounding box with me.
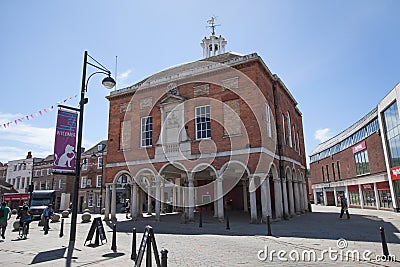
[18,217,32,239]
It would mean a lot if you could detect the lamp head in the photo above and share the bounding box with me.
[102,75,116,89]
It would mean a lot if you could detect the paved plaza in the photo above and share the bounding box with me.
[0,205,399,266]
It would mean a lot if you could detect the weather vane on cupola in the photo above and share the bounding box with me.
[207,16,220,35]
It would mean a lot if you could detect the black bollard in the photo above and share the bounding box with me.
[380,227,389,257]
[146,234,152,267]
[111,224,117,252]
[161,249,168,267]
[226,215,230,230]
[131,228,137,261]
[199,210,203,228]
[267,215,272,236]
[94,227,100,246]
[59,218,64,238]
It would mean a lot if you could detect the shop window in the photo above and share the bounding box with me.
[348,191,360,206]
[378,190,393,209]
[354,150,370,175]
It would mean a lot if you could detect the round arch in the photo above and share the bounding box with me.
[220,160,250,178]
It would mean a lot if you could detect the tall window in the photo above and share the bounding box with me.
[88,194,94,207]
[82,158,88,170]
[97,156,103,169]
[354,150,370,175]
[266,104,272,137]
[195,105,211,139]
[332,162,336,181]
[96,175,102,188]
[81,177,87,188]
[337,161,341,180]
[59,180,63,190]
[287,112,292,147]
[282,114,286,145]
[322,166,325,182]
[326,165,330,181]
[97,196,102,208]
[141,116,153,147]
[383,101,400,167]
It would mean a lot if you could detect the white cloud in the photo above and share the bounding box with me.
[314,128,332,143]
[116,69,133,88]
[0,116,55,162]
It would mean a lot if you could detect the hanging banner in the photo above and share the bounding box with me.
[53,108,78,174]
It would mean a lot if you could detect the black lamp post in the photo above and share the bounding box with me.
[67,51,115,265]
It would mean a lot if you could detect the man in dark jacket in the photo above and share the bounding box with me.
[339,195,350,219]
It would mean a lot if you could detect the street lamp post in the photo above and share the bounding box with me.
[67,51,115,266]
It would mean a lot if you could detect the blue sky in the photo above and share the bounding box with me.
[0,1,399,165]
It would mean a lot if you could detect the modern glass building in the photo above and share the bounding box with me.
[310,83,400,212]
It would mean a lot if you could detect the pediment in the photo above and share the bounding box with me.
[158,94,187,106]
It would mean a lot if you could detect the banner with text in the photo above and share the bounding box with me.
[53,108,78,174]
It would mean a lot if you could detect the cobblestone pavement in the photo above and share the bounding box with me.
[0,205,399,266]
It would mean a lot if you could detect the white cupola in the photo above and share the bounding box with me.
[200,17,227,58]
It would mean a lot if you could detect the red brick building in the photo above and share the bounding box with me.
[104,30,307,223]
[78,140,107,213]
[310,83,400,212]
[33,154,75,211]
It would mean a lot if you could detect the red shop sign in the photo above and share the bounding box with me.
[376,181,390,190]
[352,141,366,154]
[361,183,374,191]
[347,185,359,191]
[390,166,400,181]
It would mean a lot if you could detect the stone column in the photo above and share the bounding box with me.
[147,184,152,215]
[260,175,272,223]
[155,176,161,221]
[131,182,138,219]
[294,179,300,213]
[273,178,283,219]
[287,177,295,216]
[281,178,289,218]
[313,190,317,205]
[297,180,304,213]
[334,187,338,206]
[160,178,165,213]
[358,184,364,208]
[323,189,327,206]
[217,176,224,222]
[374,182,380,210]
[111,183,117,221]
[303,182,308,211]
[213,181,218,217]
[172,184,177,212]
[188,173,195,222]
[242,180,248,212]
[249,175,257,223]
[103,183,110,221]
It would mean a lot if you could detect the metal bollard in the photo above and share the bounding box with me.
[131,228,137,261]
[199,210,202,228]
[267,215,272,236]
[161,249,168,267]
[59,218,64,238]
[380,227,389,257]
[146,234,152,267]
[111,224,117,252]
[226,215,230,230]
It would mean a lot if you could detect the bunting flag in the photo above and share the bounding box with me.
[1,95,77,129]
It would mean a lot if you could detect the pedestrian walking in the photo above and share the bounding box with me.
[42,203,54,235]
[339,195,350,220]
[125,199,130,219]
[0,201,12,239]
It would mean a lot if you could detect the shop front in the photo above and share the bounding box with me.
[361,183,376,208]
[347,185,360,207]
[376,181,392,209]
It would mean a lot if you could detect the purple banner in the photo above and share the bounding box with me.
[53,108,78,173]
